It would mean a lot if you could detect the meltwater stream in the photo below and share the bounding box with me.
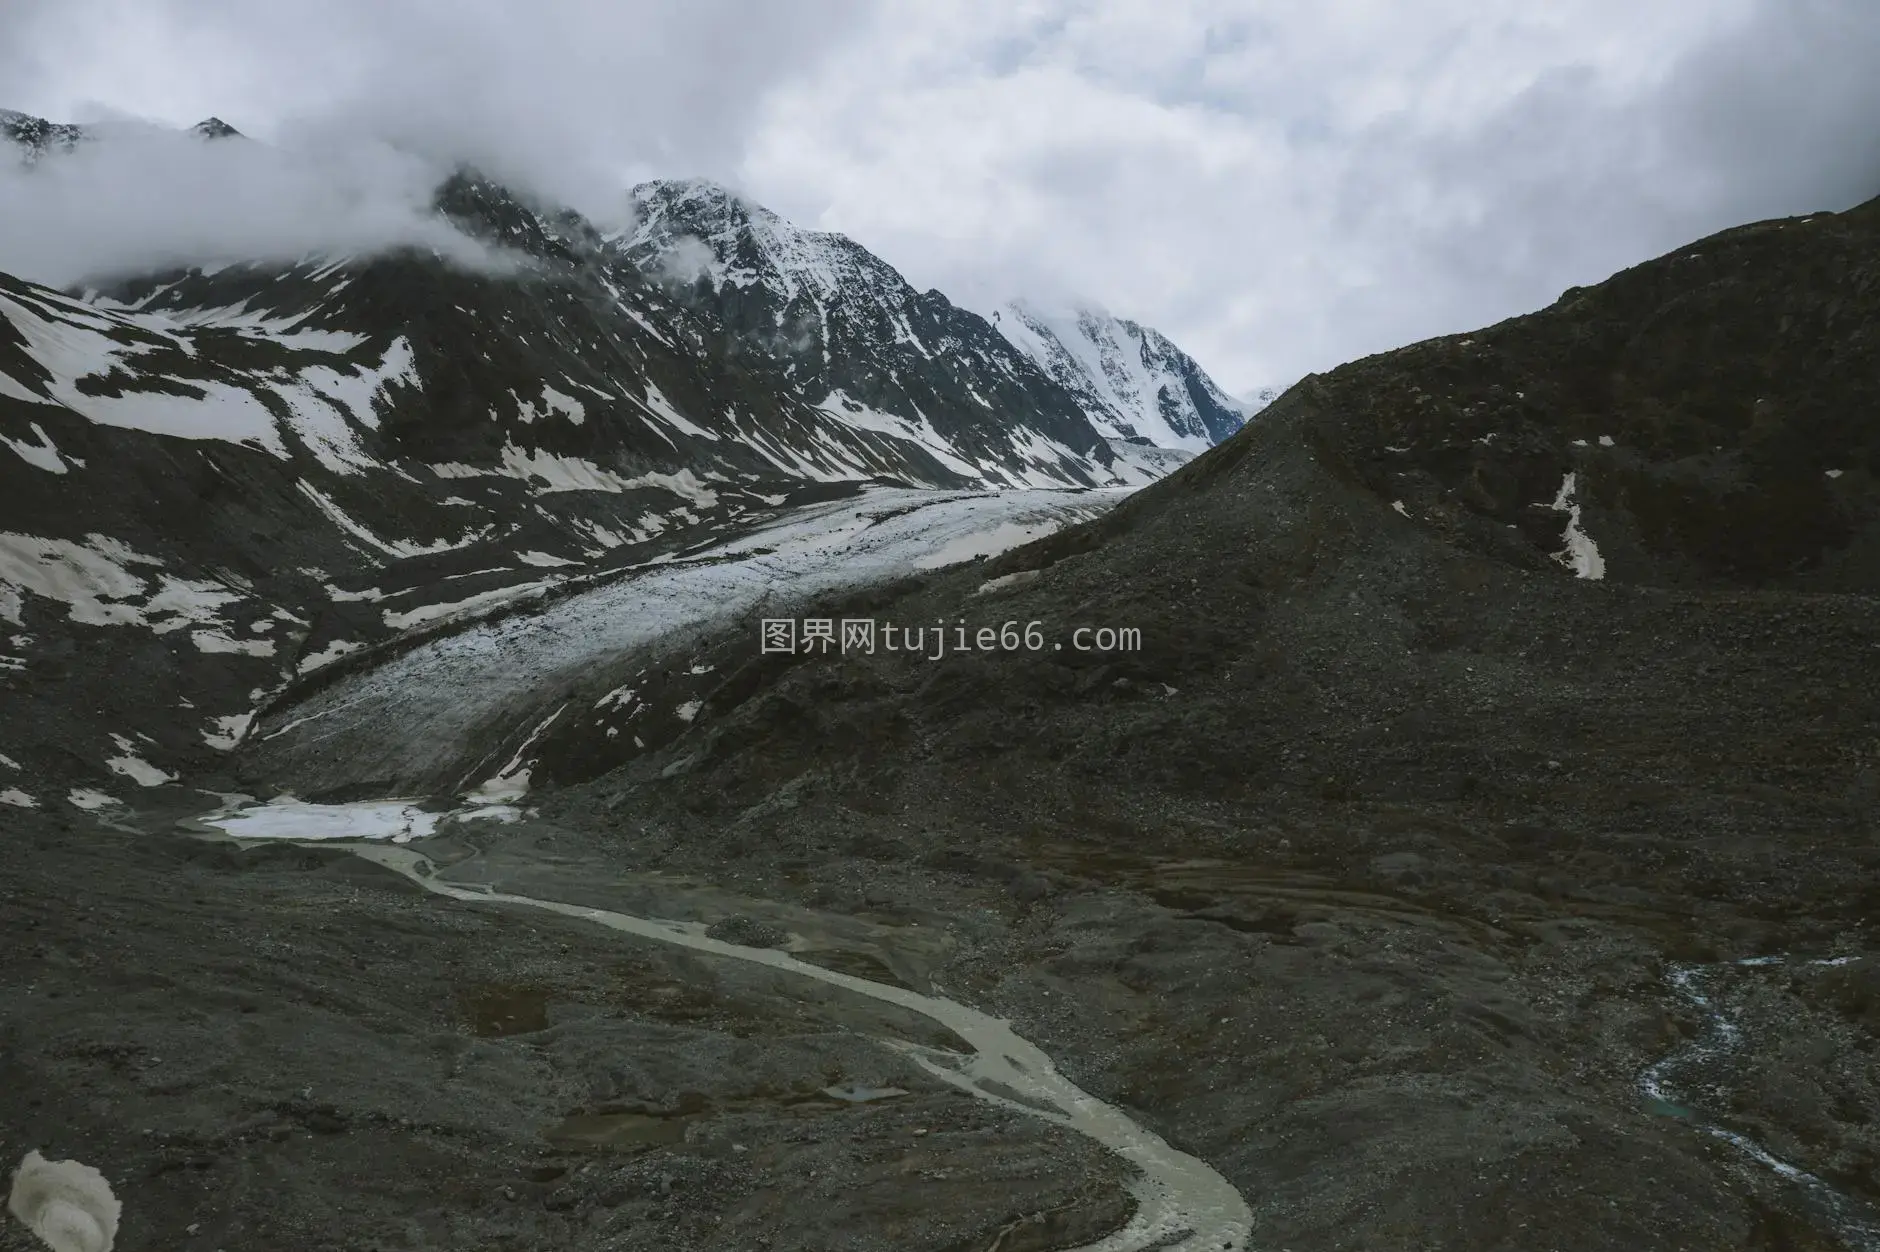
[348,842,1255,1252]
[1641,956,1880,1250]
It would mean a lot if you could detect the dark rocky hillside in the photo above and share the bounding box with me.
[539,194,1880,804]
[1310,203,1880,591]
[509,193,1880,1249]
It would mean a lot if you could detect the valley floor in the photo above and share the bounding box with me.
[6,791,1876,1252]
[5,482,1878,1252]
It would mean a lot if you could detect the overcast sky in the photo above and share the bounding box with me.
[4,0,1879,395]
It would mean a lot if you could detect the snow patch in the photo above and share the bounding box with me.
[996,302,1218,451]
[2,422,69,473]
[468,705,567,801]
[105,734,175,786]
[0,288,286,450]
[594,685,636,711]
[300,337,417,434]
[161,301,369,353]
[202,713,253,752]
[380,580,553,631]
[516,550,581,568]
[1004,427,1091,487]
[976,569,1041,596]
[297,483,485,560]
[914,519,1066,570]
[297,639,362,673]
[434,446,720,505]
[1,282,419,467]
[0,532,246,633]
[638,382,718,441]
[264,381,375,474]
[190,629,275,656]
[1546,473,1606,581]
[516,384,586,426]
[204,798,441,843]
[454,803,524,823]
[6,1149,121,1252]
[817,390,982,480]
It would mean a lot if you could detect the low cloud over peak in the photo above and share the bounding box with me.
[0,119,517,285]
[0,0,868,287]
[3,1,1879,390]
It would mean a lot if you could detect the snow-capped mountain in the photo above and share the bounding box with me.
[1233,387,1280,419]
[0,110,1241,805]
[992,301,1250,451]
[617,179,1123,486]
[0,107,85,161]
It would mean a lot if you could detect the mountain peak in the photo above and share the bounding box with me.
[994,300,1247,448]
[625,178,791,237]
[0,107,85,160]
[3,108,243,158]
[624,178,841,253]
[619,177,886,312]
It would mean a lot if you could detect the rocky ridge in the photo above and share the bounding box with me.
[0,111,1241,805]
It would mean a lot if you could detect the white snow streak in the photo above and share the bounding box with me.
[0,532,247,633]
[1546,473,1606,581]
[1,422,69,473]
[105,734,175,786]
[296,482,486,560]
[202,713,253,752]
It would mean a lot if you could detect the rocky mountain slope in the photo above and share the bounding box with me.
[524,194,1880,798]
[485,193,1880,1248]
[993,301,1253,450]
[0,110,1245,807]
[618,180,1136,482]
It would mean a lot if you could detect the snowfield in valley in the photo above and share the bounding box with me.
[245,486,1122,796]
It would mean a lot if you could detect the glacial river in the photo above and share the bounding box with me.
[349,841,1255,1252]
[1641,956,1880,1250]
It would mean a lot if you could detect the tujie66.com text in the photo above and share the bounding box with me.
[760,617,1141,660]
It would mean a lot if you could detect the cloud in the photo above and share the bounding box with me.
[739,0,1880,392]
[4,0,1879,394]
[1650,0,1880,223]
[0,124,516,286]
[0,0,870,283]
[650,235,719,287]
